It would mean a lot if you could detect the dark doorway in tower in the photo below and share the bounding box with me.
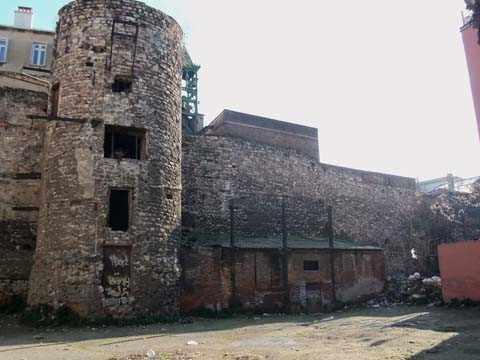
[104,125,145,160]
[108,189,130,232]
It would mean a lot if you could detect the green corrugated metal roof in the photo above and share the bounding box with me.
[183,233,382,251]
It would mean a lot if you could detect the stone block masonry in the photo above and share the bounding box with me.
[0,86,47,305]
[27,0,183,318]
[182,135,417,276]
[0,0,445,318]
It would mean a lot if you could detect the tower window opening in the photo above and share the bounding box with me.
[50,83,60,118]
[108,189,130,232]
[104,125,145,160]
[112,75,132,93]
[303,260,319,271]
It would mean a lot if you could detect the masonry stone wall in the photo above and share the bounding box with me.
[207,110,320,161]
[182,135,418,275]
[0,86,47,305]
[411,186,480,274]
[28,0,183,318]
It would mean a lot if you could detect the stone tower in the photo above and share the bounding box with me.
[28,0,183,318]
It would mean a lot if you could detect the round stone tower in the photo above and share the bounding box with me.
[28,0,183,318]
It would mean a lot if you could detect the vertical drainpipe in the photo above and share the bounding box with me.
[229,199,236,307]
[328,206,337,304]
[282,196,290,311]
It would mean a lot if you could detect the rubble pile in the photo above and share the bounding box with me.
[407,273,443,305]
[384,273,443,305]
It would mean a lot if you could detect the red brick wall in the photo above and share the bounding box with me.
[179,247,231,313]
[180,247,385,313]
[439,241,480,302]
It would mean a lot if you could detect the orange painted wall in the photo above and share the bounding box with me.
[462,24,480,140]
[438,241,480,301]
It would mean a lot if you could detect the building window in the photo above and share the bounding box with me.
[104,125,145,160]
[112,75,132,93]
[0,39,8,63]
[32,43,47,66]
[108,189,130,232]
[303,260,319,271]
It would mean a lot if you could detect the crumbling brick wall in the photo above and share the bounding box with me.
[0,86,47,305]
[182,135,417,276]
[180,246,385,313]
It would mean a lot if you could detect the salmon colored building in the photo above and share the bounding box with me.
[438,241,480,302]
[462,19,480,139]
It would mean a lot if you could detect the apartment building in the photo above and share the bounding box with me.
[0,7,54,92]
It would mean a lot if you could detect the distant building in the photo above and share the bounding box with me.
[0,7,54,92]
[418,173,480,194]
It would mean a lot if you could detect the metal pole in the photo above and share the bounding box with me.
[282,196,290,311]
[327,206,337,303]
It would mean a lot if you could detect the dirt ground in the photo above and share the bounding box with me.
[1,305,480,360]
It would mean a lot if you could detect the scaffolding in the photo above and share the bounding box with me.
[182,47,202,134]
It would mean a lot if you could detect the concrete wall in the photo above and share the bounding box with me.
[0,86,47,305]
[180,246,385,313]
[439,241,480,302]
[182,135,417,275]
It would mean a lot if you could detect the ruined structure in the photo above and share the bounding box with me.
[27,0,183,318]
[3,0,473,317]
[0,87,47,307]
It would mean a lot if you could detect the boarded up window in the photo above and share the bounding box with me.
[303,260,319,271]
[108,189,130,231]
[104,125,145,160]
[306,282,322,305]
[270,254,282,289]
[103,246,131,300]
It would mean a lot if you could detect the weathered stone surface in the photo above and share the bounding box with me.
[182,135,417,276]
[0,87,47,306]
[27,0,183,318]
[411,185,480,274]
[2,0,468,318]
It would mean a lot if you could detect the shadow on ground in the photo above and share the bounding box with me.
[388,307,480,360]
[1,305,480,359]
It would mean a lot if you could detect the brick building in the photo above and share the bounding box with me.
[0,0,434,318]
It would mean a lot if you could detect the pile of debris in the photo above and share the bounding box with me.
[384,273,443,306]
[406,273,442,305]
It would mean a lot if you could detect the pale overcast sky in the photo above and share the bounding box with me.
[1,0,479,180]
